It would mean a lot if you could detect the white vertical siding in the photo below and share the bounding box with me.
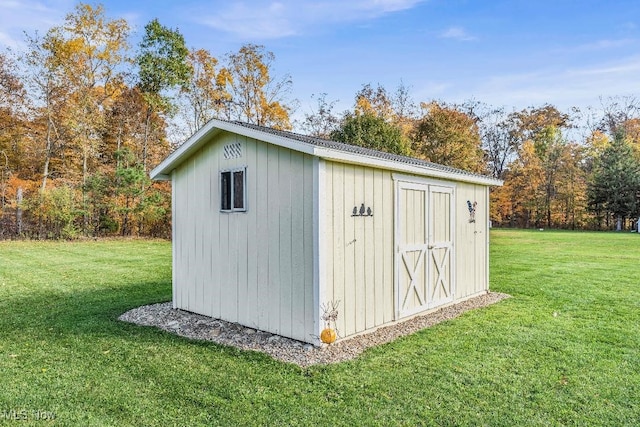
[313,158,326,341]
[322,166,491,340]
[329,162,345,335]
[322,162,395,338]
[372,169,385,325]
[363,167,375,330]
[381,170,394,324]
[172,170,178,309]
[290,151,306,336]
[255,141,270,330]
[454,182,489,299]
[172,132,315,343]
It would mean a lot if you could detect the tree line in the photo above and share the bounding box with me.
[0,3,291,239]
[1,2,639,239]
[308,88,640,231]
[313,88,640,231]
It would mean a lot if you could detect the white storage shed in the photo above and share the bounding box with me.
[151,119,503,344]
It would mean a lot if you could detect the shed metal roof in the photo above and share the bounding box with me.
[151,118,503,186]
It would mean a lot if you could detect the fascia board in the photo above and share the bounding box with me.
[312,147,503,186]
[150,120,222,180]
[150,119,316,180]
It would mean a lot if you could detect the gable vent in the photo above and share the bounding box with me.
[223,143,242,159]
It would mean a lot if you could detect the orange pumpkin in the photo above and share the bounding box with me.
[320,328,337,344]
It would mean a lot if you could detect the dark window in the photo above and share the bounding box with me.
[220,171,232,211]
[233,170,244,209]
[220,168,246,212]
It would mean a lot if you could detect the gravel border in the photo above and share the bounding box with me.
[119,292,510,368]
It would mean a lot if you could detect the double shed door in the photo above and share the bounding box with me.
[395,180,454,319]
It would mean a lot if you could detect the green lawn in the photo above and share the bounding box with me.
[0,231,638,426]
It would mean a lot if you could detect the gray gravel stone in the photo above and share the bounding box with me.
[118,292,510,368]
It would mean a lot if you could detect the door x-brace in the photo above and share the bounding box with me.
[401,249,426,309]
[430,247,450,299]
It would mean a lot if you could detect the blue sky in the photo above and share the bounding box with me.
[2,0,640,124]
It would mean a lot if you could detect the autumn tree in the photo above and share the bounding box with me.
[489,105,586,228]
[532,126,569,228]
[354,83,394,120]
[508,104,572,144]
[622,118,640,157]
[21,31,72,190]
[494,140,545,227]
[225,44,292,129]
[353,82,417,139]
[411,101,486,173]
[391,81,418,137]
[460,102,517,179]
[0,53,23,115]
[597,95,640,137]
[38,3,131,234]
[103,86,144,166]
[1,3,182,238]
[0,52,24,145]
[177,49,232,134]
[90,85,155,235]
[0,53,25,214]
[535,130,588,229]
[44,3,130,185]
[583,130,611,173]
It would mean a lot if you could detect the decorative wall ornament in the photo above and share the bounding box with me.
[467,200,477,223]
[352,203,373,217]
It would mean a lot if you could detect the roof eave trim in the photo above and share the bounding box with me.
[150,119,316,180]
[150,120,222,180]
[312,147,503,186]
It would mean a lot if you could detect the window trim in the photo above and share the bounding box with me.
[220,166,247,212]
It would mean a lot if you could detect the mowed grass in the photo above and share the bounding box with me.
[0,231,638,426]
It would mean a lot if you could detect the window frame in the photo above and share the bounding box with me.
[219,166,247,213]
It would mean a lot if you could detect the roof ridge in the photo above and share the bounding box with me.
[225,119,491,180]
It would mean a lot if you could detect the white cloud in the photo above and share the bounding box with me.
[561,38,637,53]
[413,81,453,102]
[467,56,640,111]
[354,0,424,14]
[0,0,72,49]
[621,21,637,31]
[438,26,476,41]
[197,2,296,39]
[196,0,425,40]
